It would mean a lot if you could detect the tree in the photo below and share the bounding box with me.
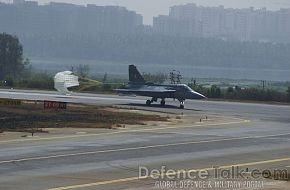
[227,87,234,93]
[0,33,25,80]
[287,87,290,102]
[75,64,90,78]
[102,72,108,83]
[210,85,221,98]
[143,72,167,84]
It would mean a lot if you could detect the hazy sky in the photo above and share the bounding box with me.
[7,0,290,24]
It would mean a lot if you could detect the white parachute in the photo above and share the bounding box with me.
[54,71,79,94]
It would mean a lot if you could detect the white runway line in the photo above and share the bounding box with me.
[1,132,290,165]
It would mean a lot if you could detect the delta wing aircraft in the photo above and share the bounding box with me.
[116,65,206,109]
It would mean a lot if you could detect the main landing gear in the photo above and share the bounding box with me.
[146,98,185,109]
[146,98,166,107]
[146,97,157,106]
[146,99,151,106]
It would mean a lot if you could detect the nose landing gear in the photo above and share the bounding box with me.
[160,99,165,106]
[179,100,185,109]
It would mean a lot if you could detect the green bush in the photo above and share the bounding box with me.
[17,72,54,89]
[3,76,15,87]
[287,87,290,102]
[190,83,288,102]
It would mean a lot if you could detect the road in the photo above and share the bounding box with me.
[0,89,290,190]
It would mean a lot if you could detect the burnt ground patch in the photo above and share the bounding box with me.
[0,103,168,132]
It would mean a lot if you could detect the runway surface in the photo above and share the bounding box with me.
[0,89,290,190]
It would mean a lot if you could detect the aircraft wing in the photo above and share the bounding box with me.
[116,89,176,93]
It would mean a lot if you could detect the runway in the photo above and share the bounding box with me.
[0,89,290,190]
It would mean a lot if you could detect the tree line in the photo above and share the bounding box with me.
[1,33,290,103]
[0,33,25,80]
[21,33,290,70]
[190,84,290,103]
[0,33,54,89]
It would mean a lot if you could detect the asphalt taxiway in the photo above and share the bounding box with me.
[0,89,290,190]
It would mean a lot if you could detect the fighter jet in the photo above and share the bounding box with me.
[116,65,206,109]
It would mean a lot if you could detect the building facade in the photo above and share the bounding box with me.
[153,3,290,43]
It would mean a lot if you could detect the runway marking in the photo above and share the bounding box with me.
[48,176,141,190]
[0,119,250,144]
[1,132,290,165]
[48,156,290,190]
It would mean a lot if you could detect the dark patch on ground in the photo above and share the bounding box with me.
[264,171,290,181]
[0,103,168,132]
[261,117,290,123]
[121,103,201,112]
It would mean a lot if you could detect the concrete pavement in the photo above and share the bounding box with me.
[0,89,289,190]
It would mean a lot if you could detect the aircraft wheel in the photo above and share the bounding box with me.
[146,100,151,106]
[161,99,165,106]
[180,104,184,109]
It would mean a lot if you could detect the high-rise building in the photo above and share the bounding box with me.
[0,2,143,36]
[13,0,24,5]
[153,3,290,43]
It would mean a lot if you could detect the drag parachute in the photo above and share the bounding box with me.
[54,71,79,94]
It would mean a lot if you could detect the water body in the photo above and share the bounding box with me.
[30,57,290,82]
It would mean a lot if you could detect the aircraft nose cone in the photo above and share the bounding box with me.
[191,91,207,99]
[197,93,206,99]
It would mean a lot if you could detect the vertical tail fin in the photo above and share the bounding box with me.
[129,65,145,84]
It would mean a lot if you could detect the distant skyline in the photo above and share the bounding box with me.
[2,0,290,24]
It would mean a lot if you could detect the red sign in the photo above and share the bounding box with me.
[44,101,67,109]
